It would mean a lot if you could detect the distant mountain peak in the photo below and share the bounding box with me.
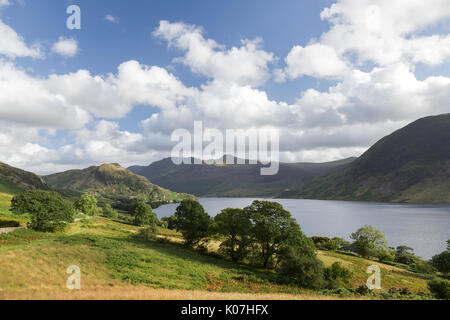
[296,113,450,203]
[43,163,194,202]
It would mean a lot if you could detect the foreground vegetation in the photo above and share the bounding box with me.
[0,217,434,300]
[1,201,444,299]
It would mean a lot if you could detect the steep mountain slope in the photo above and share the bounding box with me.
[0,161,48,194]
[294,114,450,203]
[131,156,355,197]
[43,163,194,202]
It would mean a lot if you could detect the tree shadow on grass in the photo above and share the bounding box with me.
[54,232,279,289]
[120,234,276,281]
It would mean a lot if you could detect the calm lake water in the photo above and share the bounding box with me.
[154,198,450,259]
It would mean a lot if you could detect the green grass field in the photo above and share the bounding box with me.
[0,191,31,227]
[0,217,432,299]
[0,187,434,300]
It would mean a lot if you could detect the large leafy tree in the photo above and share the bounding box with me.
[74,194,99,216]
[130,202,157,227]
[431,239,450,275]
[395,246,416,265]
[174,199,212,248]
[350,225,388,259]
[10,190,74,232]
[277,235,325,289]
[244,200,305,268]
[214,208,253,263]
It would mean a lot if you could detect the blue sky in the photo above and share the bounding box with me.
[10,0,335,101]
[0,0,450,173]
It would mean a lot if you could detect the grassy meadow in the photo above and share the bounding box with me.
[0,188,433,300]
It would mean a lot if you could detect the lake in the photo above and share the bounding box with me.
[154,198,450,260]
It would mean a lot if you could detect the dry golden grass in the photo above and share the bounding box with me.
[318,251,354,268]
[0,285,363,300]
[0,216,431,300]
[0,242,116,291]
[318,250,430,293]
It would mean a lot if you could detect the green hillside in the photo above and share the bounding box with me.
[288,114,450,203]
[43,163,194,203]
[0,162,48,195]
[0,216,432,300]
[0,161,49,217]
[0,177,23,196]
[131,156,355,197]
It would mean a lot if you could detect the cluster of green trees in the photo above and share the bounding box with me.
[166,199,352,289]
[310,236,351,252]
[10,189,164,231]
[310,224,449,299]
[10,190,109,232]
[10,190,75,232]
[313,225,435,275]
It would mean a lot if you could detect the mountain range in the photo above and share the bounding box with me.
[287,114,450,203]
[128,156,356,197]
[130,114,450,203]
[1,114,449,204]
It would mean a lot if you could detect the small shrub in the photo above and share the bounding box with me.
[332,288,352,297]
[428,278,450,299]
[155,219,168,229]
[162,215,178,231]
[388,287,412,296]
[0,220,20,228]
[102,204,118,219]
[413,259,434,274]
[138,224,158,241]
[356,284,371,295]
[324,262,353,289]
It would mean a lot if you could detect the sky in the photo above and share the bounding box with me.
[0,0,450,174]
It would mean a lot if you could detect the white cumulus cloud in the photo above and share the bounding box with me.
[154,20,274,87]
[283,43,349,80]
[51,37,79,58]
